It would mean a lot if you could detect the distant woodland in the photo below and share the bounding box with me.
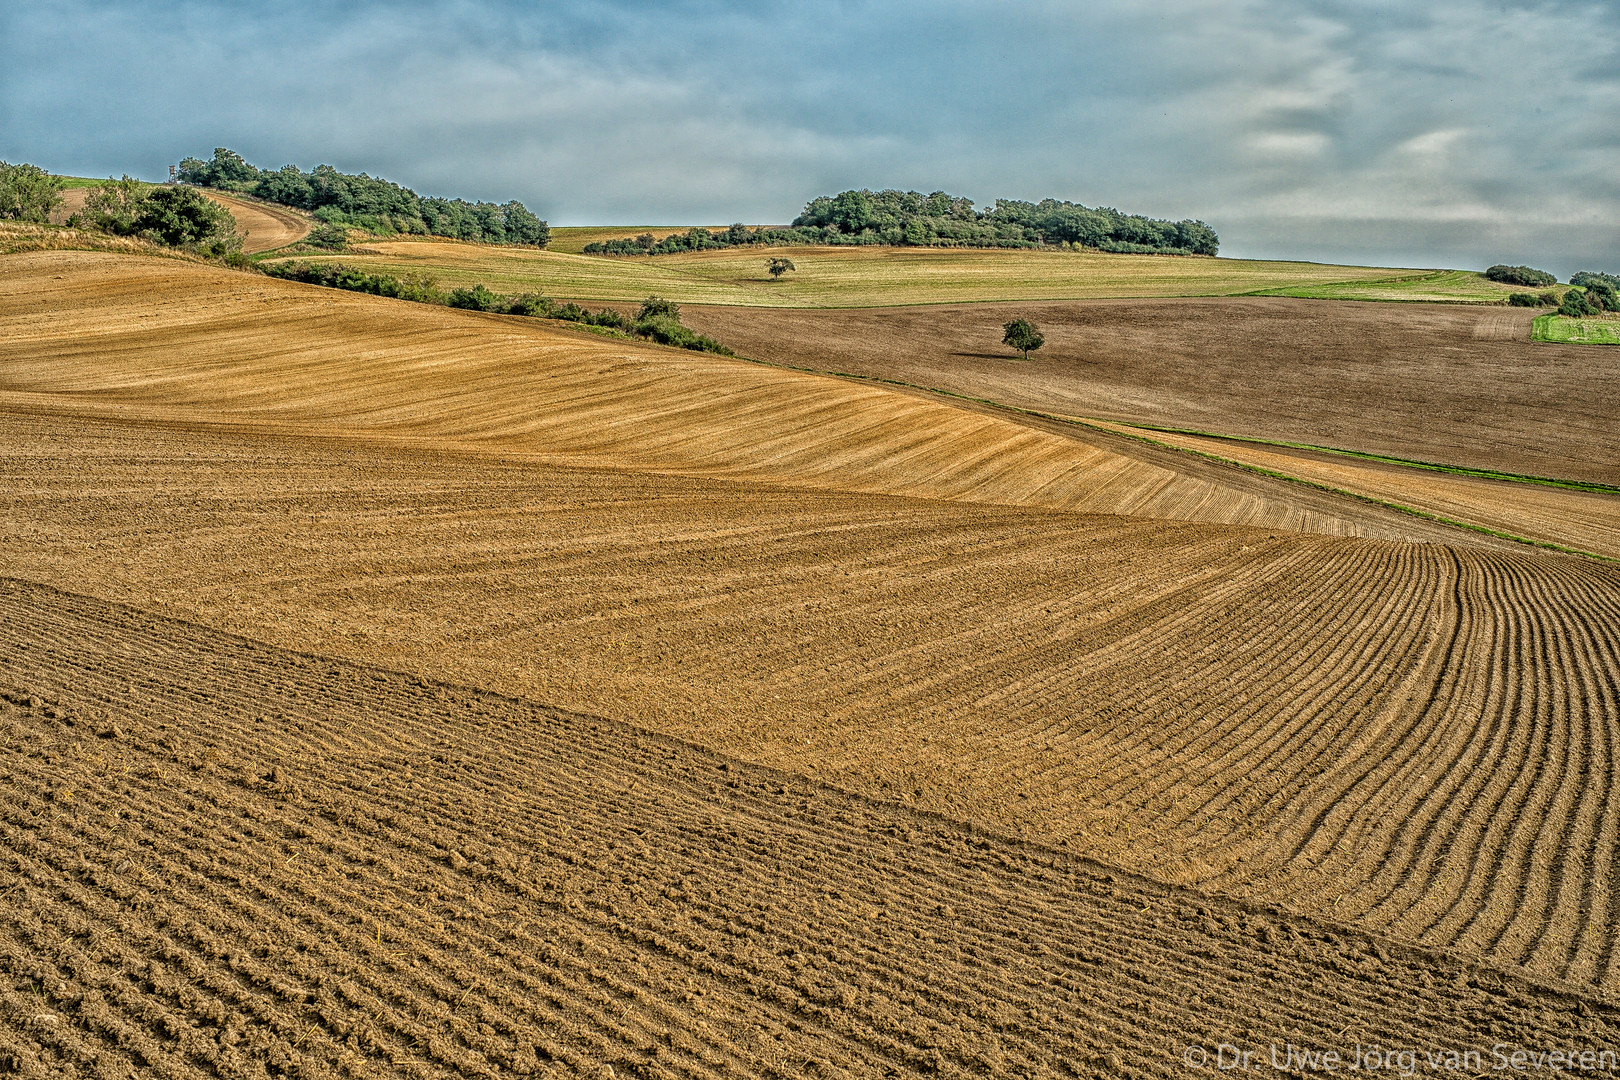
[176,148,549,247]
[584,189,1219,256]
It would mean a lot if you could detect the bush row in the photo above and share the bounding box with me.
[261,262,731,354]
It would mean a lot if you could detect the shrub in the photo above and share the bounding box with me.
[506,293,557,317]
[1507,292,1540,307]
[261,261,443,303]
[305,223,349,251]
[1559,287,1599,317]
[79,178,241,256]
[447,284,500,311]
[767,257,796,279]
[1485,264,1557,287]
[1538,291,1560,306]
[1571,275,1617,311]
[587,309,629,330]
[0,162,65,223]
[638,296,681,321]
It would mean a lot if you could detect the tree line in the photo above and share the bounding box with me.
[176,148,549,247]
[1492,262,1619,315]
[583,189,1218,256]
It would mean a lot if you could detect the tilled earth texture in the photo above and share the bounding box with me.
[3,579,1617,1080]
[679,299,1620,487]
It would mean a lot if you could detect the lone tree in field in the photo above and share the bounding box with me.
[1002,317,1045,360]
[766,257,796,279]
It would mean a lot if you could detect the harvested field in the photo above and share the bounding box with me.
[5,409,1620,996]
[0,250,1458,540]
[6,578,1616,1079]
[265,240,1432,308]
[679,297,1620,486]
[53,188,309,253]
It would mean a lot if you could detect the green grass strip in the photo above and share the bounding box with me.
[1109,422,1620,495]
[1533,313,1620,345]
[722,352,1613,562]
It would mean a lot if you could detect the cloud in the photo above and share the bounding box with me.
[2,0,1617,272]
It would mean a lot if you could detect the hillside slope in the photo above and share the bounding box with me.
[0,250,1454,541]
[2,578,1613,1080]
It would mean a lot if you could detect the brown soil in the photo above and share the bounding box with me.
[6,248,1620,1074]
[679,298,1620,486]
[0,251,1475,544]
[4,577,1616,1079]
[7,410,1620,998]
[1084,420,1620,560]
[54,189,309,253]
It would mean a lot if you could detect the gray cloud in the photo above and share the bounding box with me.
[3,0,1616,273]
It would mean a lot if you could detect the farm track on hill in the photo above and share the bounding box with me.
[3,577,1617,1080]
[5,412,1620,995]
[53,190,310,253]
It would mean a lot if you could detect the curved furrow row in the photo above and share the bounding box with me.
[5,577,1617,1080]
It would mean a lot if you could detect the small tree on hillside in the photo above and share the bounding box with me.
[766,257,796,279]
[1002,317,1045,360]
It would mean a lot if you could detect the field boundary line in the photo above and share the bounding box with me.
[721,353,1615,562]
[1104,422,1620,495]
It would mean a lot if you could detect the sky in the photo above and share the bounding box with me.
[3,0,1617,274]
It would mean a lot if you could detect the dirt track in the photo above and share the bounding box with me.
[680,298,1620,487]
[4,577,1615,1079]
[54,188,308,253]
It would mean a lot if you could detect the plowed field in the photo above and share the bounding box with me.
[6,245,1620,1075]
[0,251,1463,541]
[4,578,1617,1080]
[679,298,1620,487]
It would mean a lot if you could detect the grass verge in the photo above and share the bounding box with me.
[1247,269,1541,305]
[1534,313,1620,345]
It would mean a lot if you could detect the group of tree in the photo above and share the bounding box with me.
[1488,263,1619,316]
[261,261,731,354]
[583,189,1218,257]
[0,161,64,222]
[1485,264,1557,287]
[1561,271,1619,317]
[176,148,549,247]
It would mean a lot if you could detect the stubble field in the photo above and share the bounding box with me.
[4,237,1620,1076]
